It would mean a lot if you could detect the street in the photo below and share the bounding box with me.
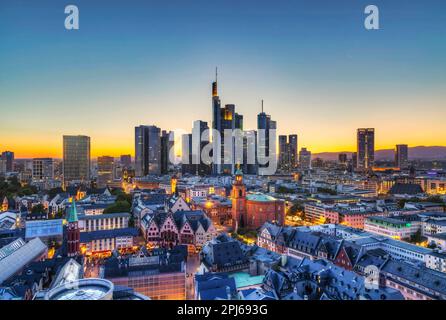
[185,253,201,300]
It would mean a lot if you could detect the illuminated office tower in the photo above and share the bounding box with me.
[97,156,114,188]
[278,135,289,170]
[32,158,54,181]
[211,69,243,175]
[357,128,375,171]
[299,147,312,170]
[257,101,276,174]
[288,134,298,168]
[135,125,161,176]
[192,120,211,176]
[242,130,258,175]
[278,134,298,171]
[0,151,14,172]
[395,144,409,169]
[161,130,174,174]
[63,135,91,184]
[181,133,194,175]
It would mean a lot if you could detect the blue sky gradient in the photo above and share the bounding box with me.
[1,0,445,157]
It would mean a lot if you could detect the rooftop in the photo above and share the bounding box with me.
[246,193,278,202]
[228,272,264,289]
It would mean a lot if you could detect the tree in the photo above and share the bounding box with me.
[398,196,445,209]
[31,204,45,214]
[103,200,131,213]
[128,215,135,227]
[116,193,132,203]
[428,242,438,249]
[277,186,294,194]
[409,229,423,244]
[316,187,337,195]
[300,210,306,221]
[48,187,64,199]
[288,202,304,216]
[426,196,445,204]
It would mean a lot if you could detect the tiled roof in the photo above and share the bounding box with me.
[80,228,139,242]
[389,183,424,195]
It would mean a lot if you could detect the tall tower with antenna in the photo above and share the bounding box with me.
[212,67,221,175]
[212,67,218,97]
[257,100,277,174]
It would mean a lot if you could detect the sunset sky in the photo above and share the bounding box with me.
[1,0,445,158]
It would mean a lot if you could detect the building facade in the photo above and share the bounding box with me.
[63,135,91,184]
[135,125,161,177]
[357,128,375,171]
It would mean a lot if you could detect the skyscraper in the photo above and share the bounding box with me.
[120,155,132,169]
[257,101,276,174]
[1,151,14,172]
[135,125,161,176]
[32,158,54,181]
[278,135,289,170]
[242,130,258,175]
[338,153,348,165]
[161,130,174,174]
[63,135,91,184]
[351,152,358,170]
[395,144,409,169]
[181,133,194,175]
[288,134,298,168]
[97,156,114,188]
[211,69,243,175]
[278,134,298,172]
[192,120,211,176]
[357,128,375,171]
[299,147,312,170]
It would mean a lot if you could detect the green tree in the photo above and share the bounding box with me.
[277,186,294,194]
[317,187,337,195]
[103,200,131,213]
[288,202,304,216]
[48,187,64,199]
[409,229,423,243]
[116,193,132,203]
[428,242,438,249]
[128,215,135,227]
[31,204,46,214]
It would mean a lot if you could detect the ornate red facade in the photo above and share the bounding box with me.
[231,170,285,231]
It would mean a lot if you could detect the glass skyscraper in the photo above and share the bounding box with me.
[357,128,375,170]
[135,125,161,177]
[63,135,91,184]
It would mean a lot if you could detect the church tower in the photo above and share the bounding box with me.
[231,167,246,232]
[171,174,178,196]
[67,199,80,257]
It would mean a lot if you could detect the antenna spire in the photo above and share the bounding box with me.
[212,68,218,97]
[261,100,264,113]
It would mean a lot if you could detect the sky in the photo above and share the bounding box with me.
[1,0,445,158]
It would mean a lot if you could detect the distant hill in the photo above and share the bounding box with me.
[312,146,446,161]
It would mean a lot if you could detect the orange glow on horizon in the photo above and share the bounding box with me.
[3,129,446,159]
[6,141,446,159]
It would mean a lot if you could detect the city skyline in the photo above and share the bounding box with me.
[1,0,445,158]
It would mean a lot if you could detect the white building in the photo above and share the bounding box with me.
[364,216,421,240]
